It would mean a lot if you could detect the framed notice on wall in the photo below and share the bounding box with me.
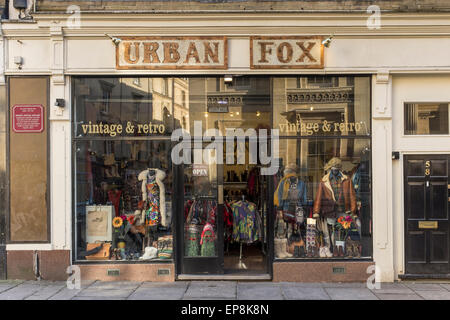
[85,205,113,243]
[12,104,44,133]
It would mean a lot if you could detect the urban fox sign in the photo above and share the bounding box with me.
[250,36,324,69]
[116,36,228,69]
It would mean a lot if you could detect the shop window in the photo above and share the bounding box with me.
[72,76,372,267]
[404,103,449,135]
[73,77,175,262]
[273,76,372,260]
[274,138,372,259]
[73,139,173,262]
[73,77,174,138]
[274,76,371,137]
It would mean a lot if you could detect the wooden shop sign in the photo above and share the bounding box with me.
[250,36,324,69]
[116,37,228,70]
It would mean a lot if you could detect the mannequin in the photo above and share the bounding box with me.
[313,157,357,257]
[274,163,307,258]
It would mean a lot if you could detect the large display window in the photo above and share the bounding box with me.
[72,75,372,267]
[273,76,372,260]
[73,77,177,262]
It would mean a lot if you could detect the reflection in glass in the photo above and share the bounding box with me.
[404,103,449,135]
[74,140,173,261]
[274,138,372,259]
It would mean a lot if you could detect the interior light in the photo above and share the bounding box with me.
[256,111,261,117]
[224,75,233,83]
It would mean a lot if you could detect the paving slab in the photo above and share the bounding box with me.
[237,283,283,300]
[321,282,367,288]
[374,293,423,300]
[140,281,189,289]
[72,296,127,300]
[0,283,42,300]
[128,287,187,300]
[325,288,379,300]
[279,282,323,288]
[370,283,415,295]
[88,281,142,290]
[439,284,450,291]
[415,290,450,300]
[25,283,66,300]
[282,286,330,300]
[75,288,135,298]
[0,281,23,294]
[48,280,96,300]
[184,281,237,299]
[403,283,447,291]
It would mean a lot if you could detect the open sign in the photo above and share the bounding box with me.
[193,164,209,177]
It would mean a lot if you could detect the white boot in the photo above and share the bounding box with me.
[281,238,293,258]
[274,238,287,259]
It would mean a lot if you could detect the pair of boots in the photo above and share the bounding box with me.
[275,238,293,259]
[345,239,362,258]
[333,245,345,257]
[319,246,333,258]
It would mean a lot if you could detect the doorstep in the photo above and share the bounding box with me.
[177,274,271,281]
[399,274,450,281]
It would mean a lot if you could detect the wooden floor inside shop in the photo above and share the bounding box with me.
[223,242,267,274]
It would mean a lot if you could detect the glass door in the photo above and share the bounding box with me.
[178,148,224,274]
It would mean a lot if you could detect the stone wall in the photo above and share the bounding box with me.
[34,0,450,13]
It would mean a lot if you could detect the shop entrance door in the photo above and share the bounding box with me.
[175,143,272,277]
[404,155,450,275]
[176,147,225,275]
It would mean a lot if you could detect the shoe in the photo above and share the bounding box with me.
[346,244,353,258]
[307,246,313,258]
[353,244,361,258]
[299,245,306,258]
[338,245,344,257]
[274,238,287,259]
[282,238,293,258]
[294,246,300,258]
[313,246,320,258]
[324,246,333,258]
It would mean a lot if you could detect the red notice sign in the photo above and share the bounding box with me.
[12,104,44,133]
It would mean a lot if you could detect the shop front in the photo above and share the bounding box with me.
[70,73,373,281]
[3,10,450,283]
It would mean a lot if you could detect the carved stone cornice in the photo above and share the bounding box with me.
[287,87,354,104]
[207,93,245,108]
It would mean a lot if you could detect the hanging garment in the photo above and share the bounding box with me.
[274,174,307,212]
[108,189,122,217]
[313,171,357,219]
[138,168,167,227]
[231,200,261,244]
[200,223,216,257]
[144,173,161,226]
[186,199,217,226]
[185,223,202,257]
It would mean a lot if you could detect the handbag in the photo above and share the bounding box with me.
[85,242,111,260]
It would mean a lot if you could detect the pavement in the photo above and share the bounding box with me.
[0,280,449,300]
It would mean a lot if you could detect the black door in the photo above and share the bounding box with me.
[175,147,224,275]
[404,155,450,275]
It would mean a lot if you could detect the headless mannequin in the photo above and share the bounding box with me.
[324,167,345,250]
